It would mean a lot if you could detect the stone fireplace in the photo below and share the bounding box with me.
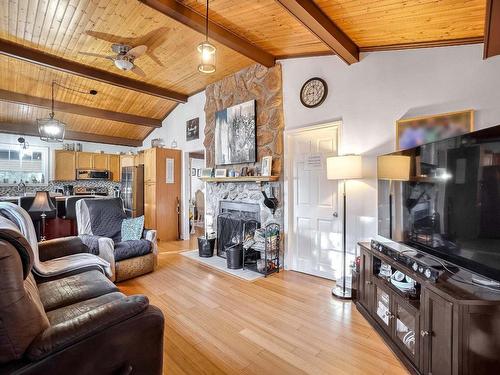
[202,63,285,261]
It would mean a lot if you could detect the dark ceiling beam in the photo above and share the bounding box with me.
[139,0,275,67]
[275,0,359,65]
[484,0,500,59]
[0,89,162,128]
[0,122,142,147]
[0,39,188,103]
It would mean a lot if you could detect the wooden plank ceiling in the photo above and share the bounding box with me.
[0,0,489,146]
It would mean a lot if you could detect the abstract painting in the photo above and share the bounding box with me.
[215,100,256,165]
[396,110,474,150]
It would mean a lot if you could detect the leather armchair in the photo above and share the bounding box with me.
[76,198,158,282]
[0,214,164,375]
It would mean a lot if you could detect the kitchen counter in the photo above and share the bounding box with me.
[0,193,62,202]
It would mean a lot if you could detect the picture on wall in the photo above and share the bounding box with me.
[215,99,256,165]
[396,109,474,150]
[186,117,200,141]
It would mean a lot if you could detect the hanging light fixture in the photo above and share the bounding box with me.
[197,0,216,74]
[37,81,65,142]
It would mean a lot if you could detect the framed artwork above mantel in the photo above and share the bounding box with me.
[215,99,256,166]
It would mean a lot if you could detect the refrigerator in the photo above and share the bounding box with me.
[121,165,144,218]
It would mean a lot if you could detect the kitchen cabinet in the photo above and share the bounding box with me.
[143,148,181,241]
[93,153,109,170]
[143,148,156,183]
[54,150,76,180]
[108,155,120,182]
[55,151,122,182]
[76,152,94,169]
[120,155,135,168]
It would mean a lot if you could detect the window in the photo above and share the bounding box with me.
[0,143,49,185]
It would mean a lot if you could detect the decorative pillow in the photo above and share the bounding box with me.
[121,216,144,242]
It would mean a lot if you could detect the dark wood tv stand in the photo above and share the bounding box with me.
[354,242,500,375]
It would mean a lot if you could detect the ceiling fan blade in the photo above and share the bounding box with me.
[131,65,146,77]
[126,45,148,59]
[78,51,115,61]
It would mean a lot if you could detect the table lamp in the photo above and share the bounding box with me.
[377,155,411,239]
[29,191,55,241]
[327,154,363,299]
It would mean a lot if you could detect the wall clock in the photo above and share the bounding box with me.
[300,77,328,108]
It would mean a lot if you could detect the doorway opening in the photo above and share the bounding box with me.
[188,151,205,241]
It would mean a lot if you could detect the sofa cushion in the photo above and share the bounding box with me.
[114,239,152,262]
[38,270,118,312]
[46,292,126,325]
[84,198,126,242]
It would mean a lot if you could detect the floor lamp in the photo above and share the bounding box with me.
[327,155,363,299]
[377,155,411,239]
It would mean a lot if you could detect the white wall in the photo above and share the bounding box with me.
[280,44,500,256]
[142,92,206,239]
[0,133,135,181]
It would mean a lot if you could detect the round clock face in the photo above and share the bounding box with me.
[300,77,328,108]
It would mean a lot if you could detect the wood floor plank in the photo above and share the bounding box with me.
[118,237,409,374]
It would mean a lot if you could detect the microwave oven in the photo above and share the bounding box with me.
[76,169,110,180]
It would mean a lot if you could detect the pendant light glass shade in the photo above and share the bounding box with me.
[197,0,216,74]
[198,41,216,74]
[37,113,65,142]
[38,81,66,142]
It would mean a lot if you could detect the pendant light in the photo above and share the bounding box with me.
[197,0,216,74]
[37,81,65,142]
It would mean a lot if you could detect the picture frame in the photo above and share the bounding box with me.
[201,168,213,178]
[215,169,227,178]
[396,109,474,150]
[261,156,273,176]
[186,117,200,141]
[215,99,256,165]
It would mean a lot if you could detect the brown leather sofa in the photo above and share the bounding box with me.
[0,215,165,374]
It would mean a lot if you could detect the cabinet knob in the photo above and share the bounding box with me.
[420,330,431,337]
[366,280,373,285]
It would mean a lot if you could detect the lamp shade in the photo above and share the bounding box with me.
[29,191,54,212]
[377,155,411,181]
[327,155,363,180]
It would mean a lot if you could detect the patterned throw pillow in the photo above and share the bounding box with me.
[121,216,144,241]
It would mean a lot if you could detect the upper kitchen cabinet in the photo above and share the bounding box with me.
[109,155,121,182]
[54,150,76,181]
[93,153,109,170]
[76,152,94,169]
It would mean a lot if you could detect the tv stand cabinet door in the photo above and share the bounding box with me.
[422,289,453,375]
[358,247,373,311]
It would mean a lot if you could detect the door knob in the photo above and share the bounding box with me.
[420,330,431,337]
[333,212,338,217]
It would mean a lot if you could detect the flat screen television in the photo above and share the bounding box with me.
[378,125,500,282]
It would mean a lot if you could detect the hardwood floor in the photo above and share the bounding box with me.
[118,238,409,375]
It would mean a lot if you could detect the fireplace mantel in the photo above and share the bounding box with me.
[199,176,279,184]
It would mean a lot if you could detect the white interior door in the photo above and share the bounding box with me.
[287,124,341,280]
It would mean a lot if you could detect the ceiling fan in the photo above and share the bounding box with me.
[79,44,148,77]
